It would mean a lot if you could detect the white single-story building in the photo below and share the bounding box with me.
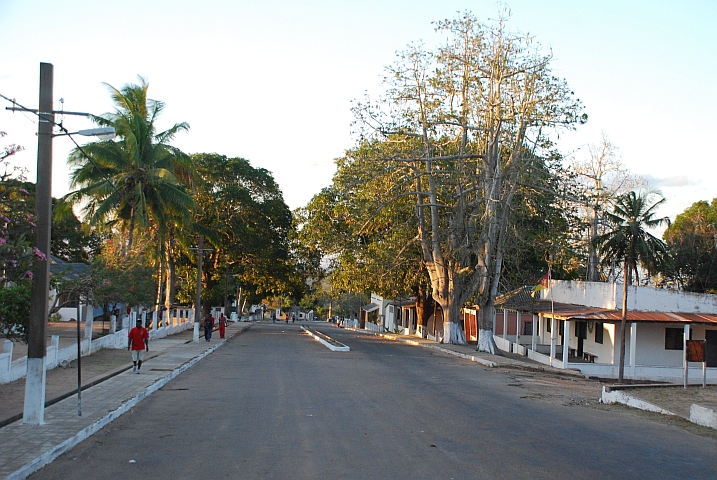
[495,280,717,382]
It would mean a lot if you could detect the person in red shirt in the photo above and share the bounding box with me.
[218,313,227,339]
[128,319,149,373]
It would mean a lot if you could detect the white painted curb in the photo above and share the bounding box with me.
[301,326,349,352]
[6,327,248,480]
[601,386,675,416]
[690,404,717,429]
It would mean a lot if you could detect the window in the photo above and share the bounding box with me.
[665,328,684,350]
[595,322,604,344]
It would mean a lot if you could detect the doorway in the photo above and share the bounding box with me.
[706,330,717,368]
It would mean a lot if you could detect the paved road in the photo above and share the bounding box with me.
[32,323,717,479]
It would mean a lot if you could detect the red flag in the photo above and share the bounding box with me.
[531,273,549,296]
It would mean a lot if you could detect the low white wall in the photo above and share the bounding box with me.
[546,280,717,314]
[493,335,511,352]
[0,317,194,384]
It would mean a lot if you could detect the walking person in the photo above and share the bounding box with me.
[204,314,214,341]
[128,319,149,374]
[218,312,227,339]
[291,313,296,323]
[272,312,276,323]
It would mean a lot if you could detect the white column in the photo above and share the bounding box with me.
[563,320,570,366]
[110,314,116,333]
[515,311,521,350]
[683,324,690,387]
[531,314,537,351]
[503,310,508,340]
[152,311,158,331]
[629,322,637,376]
[141,310,147,327]
[83,303,93,339]
[612,323,618,365]
[550,317,557,362]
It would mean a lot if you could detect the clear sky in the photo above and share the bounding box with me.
[1,0,715,225]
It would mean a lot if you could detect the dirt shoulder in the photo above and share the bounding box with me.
[489,365,717,439]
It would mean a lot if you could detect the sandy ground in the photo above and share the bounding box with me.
[620,385,717,418]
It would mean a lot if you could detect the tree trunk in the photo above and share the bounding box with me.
[476,299,497,354]
[618,256,629,383]
[155,257,164,311]
[587,207,600,281]
[164,247,176,310]
[412,284,433,338]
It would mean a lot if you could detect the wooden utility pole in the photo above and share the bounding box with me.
[23,62,53,424]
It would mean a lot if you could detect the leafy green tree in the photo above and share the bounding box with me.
[51,198,102,262]
[661,199,717,293]
[182,154,295,311]
[593,191,670,382]
[0,166,37,342]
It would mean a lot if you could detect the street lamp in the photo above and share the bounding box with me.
[55,127,116,140]
[12,63,115,425]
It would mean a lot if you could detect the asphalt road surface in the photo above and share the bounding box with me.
[32,323,717,479]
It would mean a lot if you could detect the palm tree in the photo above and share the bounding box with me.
[593,191,670,382]
[61,76,196,252]
[60,77,198,312]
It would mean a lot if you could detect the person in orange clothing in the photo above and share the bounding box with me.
[218,313,227,339]
[127,319,149,373]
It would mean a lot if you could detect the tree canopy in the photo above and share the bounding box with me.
[337,11,585,347]
[662,199,717,293]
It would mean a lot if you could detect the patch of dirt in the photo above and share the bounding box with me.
[620,385,717,418]
[494,367,717,439]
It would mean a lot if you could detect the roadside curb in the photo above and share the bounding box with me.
[343,327,587,377]
[301,326,349,351]
[601,384,717,430]
[5,324,251,480]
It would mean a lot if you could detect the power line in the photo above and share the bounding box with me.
[0,91,151,226]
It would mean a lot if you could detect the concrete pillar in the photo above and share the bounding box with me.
[563,320,570,366]
[503,310,508,340]
[1,340,14,372]
[550,317,557,362]
[629,322,637,369]
[83,304,93,339]
[612,324,619,366]
[152,311,158,331]
[141,310,147,328]
[531,314,537,352]
[110,315,116,333]
[684,324,690,387]
[515,311,521,351]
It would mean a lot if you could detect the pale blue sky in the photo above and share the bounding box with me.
[1,0,715,222]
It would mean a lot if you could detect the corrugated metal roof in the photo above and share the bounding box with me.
[494,287,717,325]
[362,303,380,313]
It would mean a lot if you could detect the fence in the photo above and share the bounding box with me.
[0,308,194,384]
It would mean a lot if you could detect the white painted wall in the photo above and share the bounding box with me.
[634,324,685,367]
[545,280,717,314]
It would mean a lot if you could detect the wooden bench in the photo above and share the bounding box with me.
[583,352,597,363]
